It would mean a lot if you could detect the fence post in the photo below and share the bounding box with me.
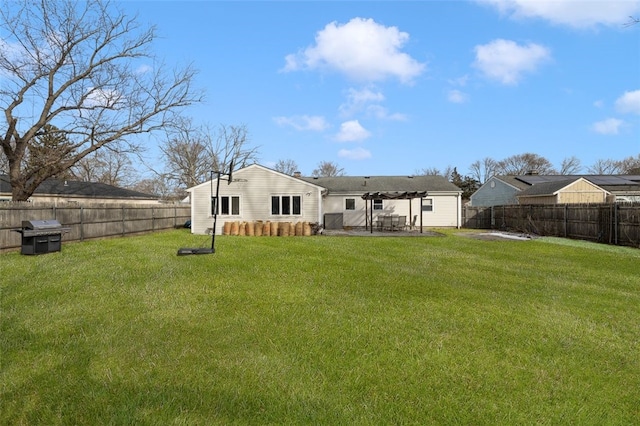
[80,207,84,241]
[614,203,619,245]
[564,204,568,237]
[122,206,125,236]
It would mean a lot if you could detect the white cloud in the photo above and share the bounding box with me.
[615,90,640,115]
[366,105,408,121]
[338,147,372,160]
[477,0,640,28]
[282,17,426,84]
[339,87,385,116]
[335,120,372,142]
[273,115,329,131]
[448,89,469,104]
[473,39,551,85]
[338,87,407,120]
[591,118,624,135]
[83,87,123,108]
[593,99,604,108]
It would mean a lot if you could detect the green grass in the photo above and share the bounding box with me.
[1,230,639,425]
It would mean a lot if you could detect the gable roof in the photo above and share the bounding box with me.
[186,163,326,192]
[492,176,532,191]
[298,175,461,193]
[0,175,156,200]
[517,177,607,197]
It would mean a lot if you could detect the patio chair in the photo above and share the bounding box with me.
[394,215,407,231]
[398,216,407,231]
[382,215,393,231]
[410,215,418,230]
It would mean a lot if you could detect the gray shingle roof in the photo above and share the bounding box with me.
[298,175,461,193]
[0,175,156,199]
[517,178,580,197]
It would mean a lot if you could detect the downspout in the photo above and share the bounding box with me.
[317,189,326,226]
[457,192,462,229]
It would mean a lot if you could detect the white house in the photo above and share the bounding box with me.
[186,164,324,235]
[186,164,463,235]
[298,175,462,229]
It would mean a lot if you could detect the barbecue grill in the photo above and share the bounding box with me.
[15,219,71,255]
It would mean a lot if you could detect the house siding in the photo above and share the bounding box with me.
[556,180,608,204]
[518,180,609,205]
[470,177,521,207]
[189,165,322,235]
[324,192,460,228]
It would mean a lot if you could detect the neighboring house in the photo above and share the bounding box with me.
[186,164,325,235]
[186,164,463,235]
[470,174,640,206]
[469,176,530,207]
[516,177,609,205]
[0,174,158,204]
[299,174,462,229]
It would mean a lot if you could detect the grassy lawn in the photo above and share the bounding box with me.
[1,230,639,425]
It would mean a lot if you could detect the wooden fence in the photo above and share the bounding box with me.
[0,202,191,251]
[462,203,640,248]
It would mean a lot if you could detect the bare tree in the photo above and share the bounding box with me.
[71,144,138,186]
[129,176,173,199]
[0,0,201,200]
[160,122,213,190]
[274,159,299,176]
[495,153,556,175]
[587,159,621,174]
[210,123,259,172]
[617,154,640,174]
[468,157,497,183]
[159,121,259,193]
[559,156,582,175]
[312,161,345,177]
[416,165,454,178]
[416,167,441,176]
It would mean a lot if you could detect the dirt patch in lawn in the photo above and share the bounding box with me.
[457,231,536,241]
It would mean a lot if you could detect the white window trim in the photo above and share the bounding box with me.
[422,198,434,213]
[210,195,242,217]
[270,194,303,216]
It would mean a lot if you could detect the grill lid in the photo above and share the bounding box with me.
[22,219,63,230]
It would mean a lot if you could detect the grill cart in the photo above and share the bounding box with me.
[15,219,71,255]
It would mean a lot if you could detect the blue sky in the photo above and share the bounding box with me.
[123,0,640,177]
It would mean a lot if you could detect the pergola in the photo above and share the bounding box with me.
[361,191,428,234]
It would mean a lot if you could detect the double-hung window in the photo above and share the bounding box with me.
[373,199,383,210]
[271,195,301,216]
[345,198,356,210]
[212,196,240,216]
[422,198,433,212]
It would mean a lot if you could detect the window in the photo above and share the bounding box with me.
[422,198,433,212]
[373,199,383,210]
[345,198,355,210]
[271,195,301,216]
[222,196,240,215]
[212,196,240,215]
